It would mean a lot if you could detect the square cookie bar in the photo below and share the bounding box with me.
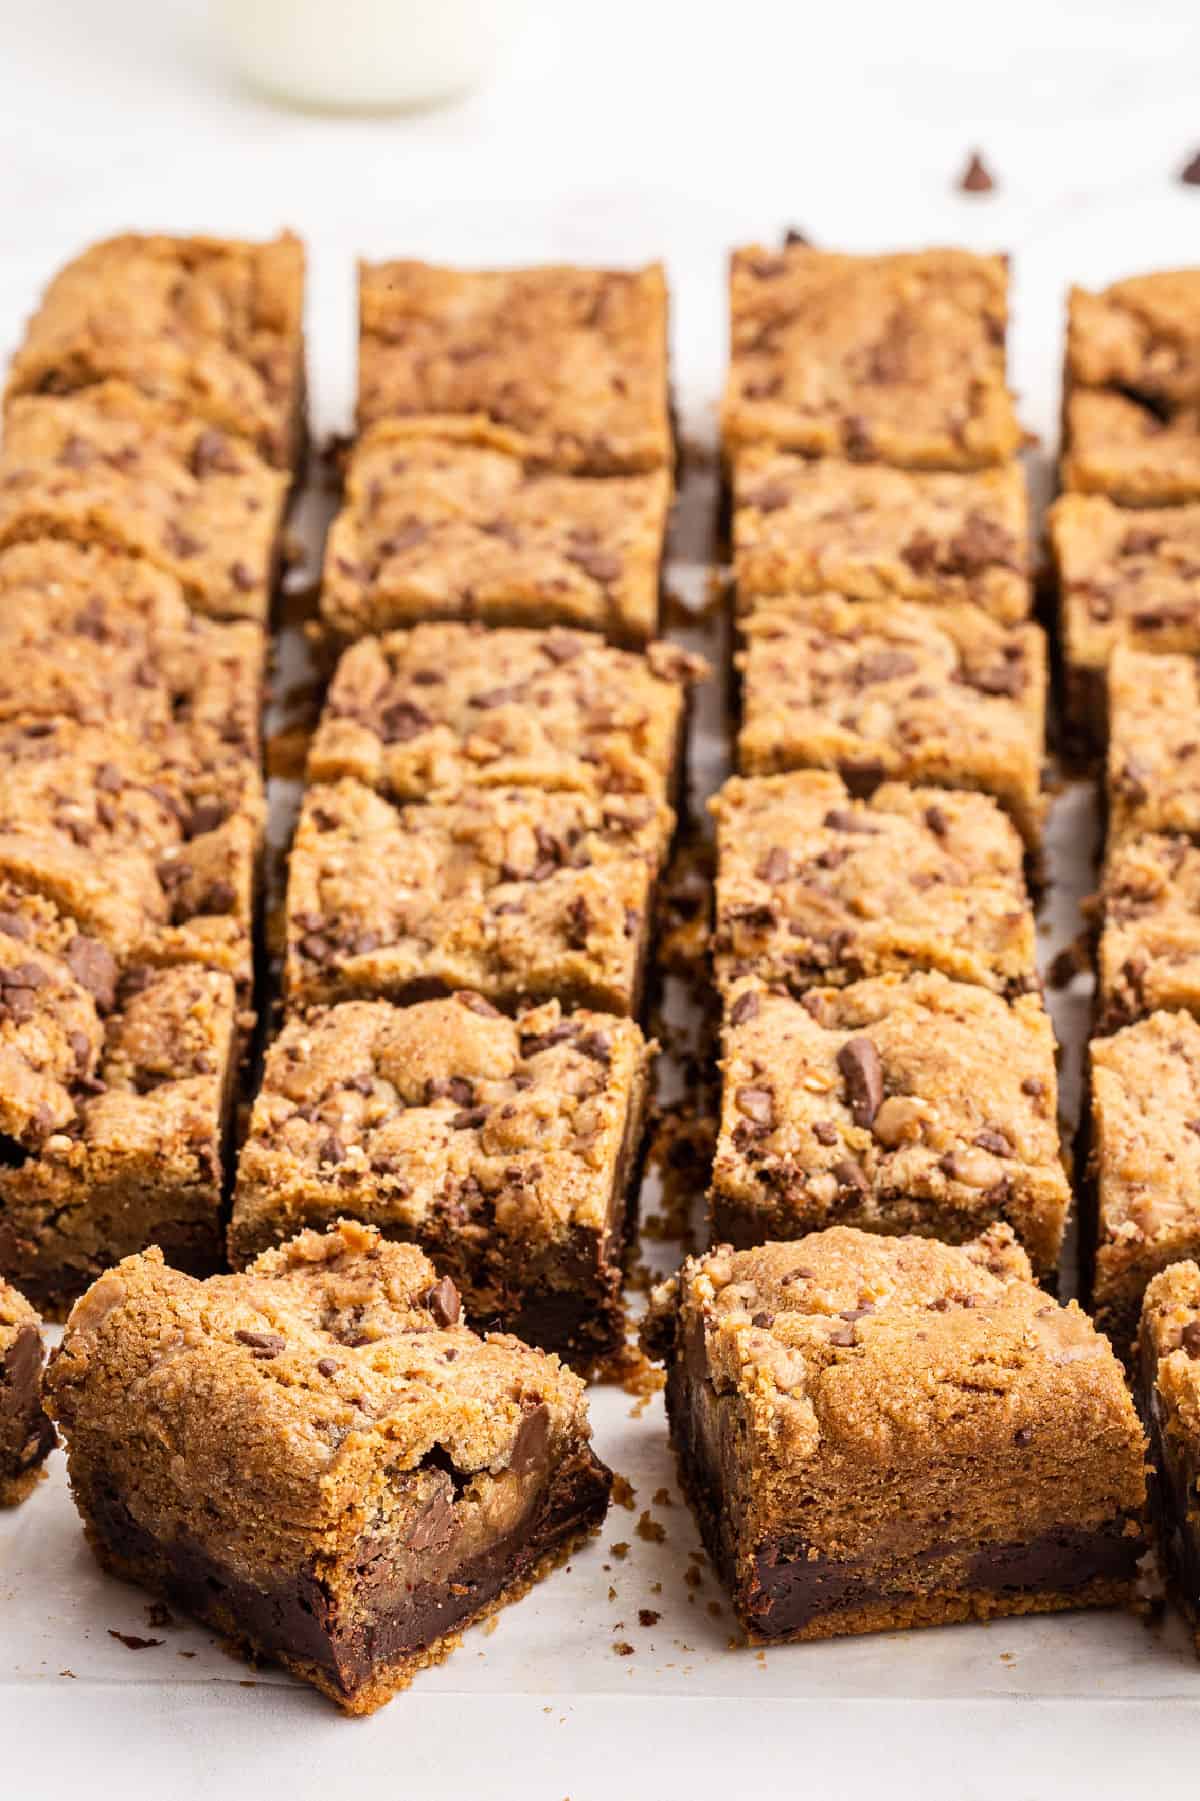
[736,596,1047,849]
[0,381,288,622]
[1082,1010,1200,1356]
[1137,1261,1200,1652]
[1107,646,1200,844]
[231,994,652,1366]
[5,232,307,469]
[710,772,1036,998]
[357,260,671,473]
[712,973,1068,1275]
[642,1226,1147,1644]
[322,424,671,645]
[0,1280,55,1505]
[308,623,703,806]
[733,452,1030,621]
[1049,494,1200,743]
[1096,834,1200,1030]
[46,1222,612,1712]
[722,244,1020,468]
[285,779,670,1016]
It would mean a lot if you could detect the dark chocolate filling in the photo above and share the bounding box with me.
[1137,1343,1200,1626]
[0,1323,55,1476]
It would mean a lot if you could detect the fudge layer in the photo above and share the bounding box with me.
[710,772,1036,998]
[46,1222,612,1713]
[733,452,1030,621]
[357,260,671,473]
[1083,1010,1200,1356]
[5,231,307,469]
[712,973,1068,1275]
[1049,494,1200,741]
[736,596,1047,849]
[322,423,671,645]
[309,623,704,806]
[721,244,1020,469]
[0,1279,55,1505]
[0,380,288,622]
[231,994,652,1365]
[642,1226,1147,1643]
[285,779,670,1016]
[1137,1261,1200,1651]
[1107,646,1200,844]
[1097,834,1200,1030]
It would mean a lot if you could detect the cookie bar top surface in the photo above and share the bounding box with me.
[47,1220,593,1520]
[285,778,667,1014]
[0,1279,41,1338]
[1098,835,1200,1030]
[0,929,105,1148]
[321,423,670,644]
[1067,271,1200,410]
[1140,1261,1200,1442]
[733,452,1030,621]
[309,622,702,805]
[714,973,1068,1271]
[357,261,671,473]
[0,381,288,622]
[736,596,1047,847]
[1062,390,1200,506]
[722,245,1020,468]
[1108,646,1200,843]
[6,231,306,468]
[711,772,1035,997]
[232,993,650,1252]
[1051,495,1200,677]
[1089,1012,1200,1264]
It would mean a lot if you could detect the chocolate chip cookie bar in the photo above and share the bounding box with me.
[722,244,1021,469]
[0,381,288,622]
[5,231,307,470]
[1107,645,1200,844]
[46,1221,612,1712]
[736,596,1047,849]
[308,623,704,807]
[733,452,1030,620]
[1096,834,1200,1030]
[0,1279,55,1505]
[285,779,669,1016]
[357,260,671,474]
[1137,1261,1200,1652]
[642,1225,1147,1644]
[712,973,1068,1275]
[322,423,671,645]
[230,993,652,1365]
[1082,1010,1200,1356]
[711,771,1036,998]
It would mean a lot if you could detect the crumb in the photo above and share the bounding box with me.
[958,149,996,193]
[266,724,313,780]
[644,1094,719,1248]
[707,1600,724,1617]
[636,1511,666,1544]
[638,1609,661,1628]
[652,1487,672,1508]
[999,1652,1016,1665]
[755,1650,767,1668]
[107,1631,163,1651]
[482,1615,500,1636]
[650,1582,662,1595]
[145,1602,175,1631]
[1045,933,1090,990]
[177,1650,197,1659]
[684,1565,703,1590]
[610,1542,630,1560]
[613,1641,635,1657]
[59,1669,76,1679]
[611,1472,637,1511]
[607,1585,617,1601]
[598,1341,667,1404]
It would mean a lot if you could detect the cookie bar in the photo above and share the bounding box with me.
[1096,835,1200,1030]
[1082,1011,1200,1356]
[308,623,703,807]
[0,1279,55,1505]
[46,1221,612,1712]
[642,1225,1147,1644]
[5,231,307,469]
[710,772,1036,998]
[1137,1261,1200,1652]
[712,973,1068,1275]
[736,596,1047,849]
[733,452,1030,621]
[230,993,652,1365]
[722,244,1020,469]
[0,380,288,622]
[285,778,670,1016]
[1107,646,1200,844]
[0,960,238,1314]
[321,424,671,645]
[357,260,671,473]
[1049,494,1200,742]
[1062,391,1200,508]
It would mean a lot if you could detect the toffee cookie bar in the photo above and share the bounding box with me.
[322,424,671,646]
[5,231,307,470]
[642,1226,1147,1644]
[712,972,1068,1276]
[711,771,1036,998]
[1137,1261,1200,1653]
[46,1221,612,1712]
[0,1279,55,1505]
[722,244,1020,469]
[358,260,671,473]
[736,596,1047,849]
[1107,645,1200,844]
[230,993,652,1366]
[1096,834,1200,1030]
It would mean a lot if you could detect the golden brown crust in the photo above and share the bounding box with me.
[1107,646,1200,844]
[1051,495,1200,685]
[1098,834,1200,1030]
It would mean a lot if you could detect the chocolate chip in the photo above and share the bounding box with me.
[746,482,791,514]
[234,1329,286,1359]
[542,634,583,665]
[192,430,241,476]
[783,227,810,246]
[1013,1425,1034,1446]
[925,805,949,838]
[450,1107,489,1130]
[812,1120,838,1146]
[853,651,917,687]
[422,1275,461,1328]
[973,1128,1013,1157]
[379,699,431,743]
[1182,1321,1200,1358]
[567,546,622,585]
[752,1311,775,1328]
[827,1323,857,1347]
[316,1357,340,1377]
[1020,1076,1045,1097]
[1180,151,1200,186]
[756,847,790,884]
[509,1401,550,1474]
[832,1159,868,1196]
[0,912,29,940]
[576,1030,611,1065]
[319,1133,346,1166]
[958,149,996,193]
[837,1036,883,1127]
[735,1086,774,1127]
[454,990,501,1018]
[729,990,760,1028]
[66,936,117,1011]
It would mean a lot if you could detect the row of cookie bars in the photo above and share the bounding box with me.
[228,258,706,1369]
[0,232,308,1310]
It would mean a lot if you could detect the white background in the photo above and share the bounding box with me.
[2,1,1200,1793]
